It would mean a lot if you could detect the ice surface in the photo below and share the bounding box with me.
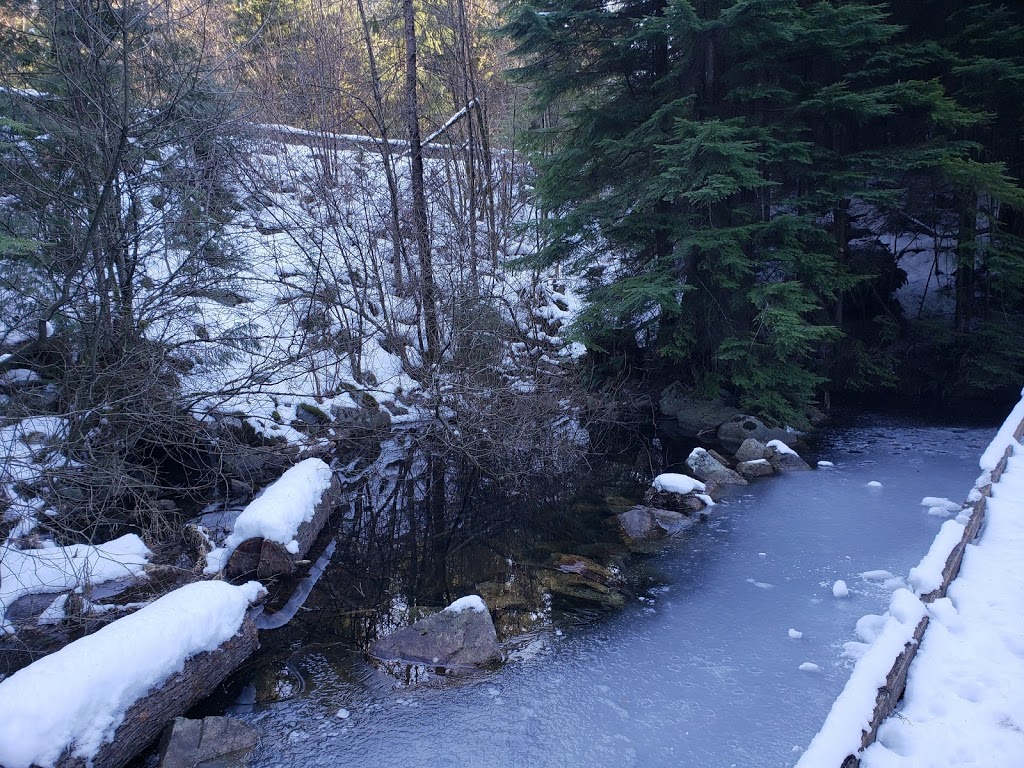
[0,580,264,768]
[225,420,993,768]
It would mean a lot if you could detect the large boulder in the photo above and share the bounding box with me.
[159,717,258,768]
[369,595,501,669]
[765,440,812,471]
[717,415,799,452]
[734,438,768,463]
[686,448,748,485]
[659,383,740,437]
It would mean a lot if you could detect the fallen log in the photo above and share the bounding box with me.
[57,613,259,768]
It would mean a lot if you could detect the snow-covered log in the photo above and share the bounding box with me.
[203,458,339,580]
[0,580,264,768]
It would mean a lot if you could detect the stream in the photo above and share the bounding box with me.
[221,415,995,768]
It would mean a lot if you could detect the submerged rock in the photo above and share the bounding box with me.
[617,506,700,549]
[540,554,627,608]
[369,595,501,670]
[158,716,259,768]
[686,448,748,485]
[658,383,740,437]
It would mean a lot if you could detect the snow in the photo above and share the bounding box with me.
[832,580,850,598]
[867,481,883,488]
[443,595,488,614]
[817,460,835,468]
[799,662,821,672]
[979,386,1024,470]
[861,449,1024,767]
[907,519,964,595]
[1,534,150,633]
[336,708,351,719]
[205,458,333,574]
[789,628,803,639]
[766,439,798,457]
[860,570,894,582]
[796,589,928,766]
[652,473,706,495]
[0,580,265,768]
[920,496,960,512]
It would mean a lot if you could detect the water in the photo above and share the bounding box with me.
[230,417,994,768]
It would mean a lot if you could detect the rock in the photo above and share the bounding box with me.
[330,404,392,432]
[369,595,501,669]
[717,415,800,452]
[539,554,627,608]
[734,438,768,463]
[294,402,331,425]
[686,447,748,485]
[658,382,740,437]
[642,489,708,514]
[736,459,775,478]
[706,448,735,468]
[617,506,700,548]
[765,441,812,471]
[158,716,259,768]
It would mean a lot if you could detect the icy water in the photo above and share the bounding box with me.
[233,417,994,768]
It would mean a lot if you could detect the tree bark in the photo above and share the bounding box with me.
[403,0,441,364]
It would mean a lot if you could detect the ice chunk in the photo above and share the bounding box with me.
[817,461,835,468]
[788,629,803,639]
[920,497,960,512]
[866,481,883,488]
[799,662,821,672]
[832,580,849,598]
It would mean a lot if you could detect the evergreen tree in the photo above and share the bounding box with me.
[503,0,1024,421]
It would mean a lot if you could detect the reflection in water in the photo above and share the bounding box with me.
[208,416,994,768]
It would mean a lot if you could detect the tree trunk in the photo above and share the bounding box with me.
[403,0,441,364]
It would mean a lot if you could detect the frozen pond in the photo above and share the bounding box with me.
[233,417,994,768]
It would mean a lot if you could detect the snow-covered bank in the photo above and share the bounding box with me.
[860,453,1024,766]
[0,534,150,634]
[799,392,1024,766]
[0,580,264,768]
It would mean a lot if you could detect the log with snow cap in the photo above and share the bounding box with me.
[203,457,340,579]
[0,580,266,768]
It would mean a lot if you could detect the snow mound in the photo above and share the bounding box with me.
[833,580,850,598]
[443,595,488,614]
[766,439,798,456]
[866,481,883,488]
[0,580,265,768]
[920,496,960,512]
[799,662,821,672]
[205,458,333,573]
[789,628,803,639]
[817,460,835,468]
[652,473,706,495]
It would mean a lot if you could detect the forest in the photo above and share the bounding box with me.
[1,0,1023,611]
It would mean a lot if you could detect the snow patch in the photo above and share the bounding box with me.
[907,519,964,596]
[652,473,706,495]
[443,595,488,614]
[832,580,849,598]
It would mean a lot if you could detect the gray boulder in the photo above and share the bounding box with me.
[765,442,812,471]
[736,459,775,478]
[369,595,501,669]
[686,448,748,485]
[717,415,799,452]
[734,438,768,463]
[159,716,258,768]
